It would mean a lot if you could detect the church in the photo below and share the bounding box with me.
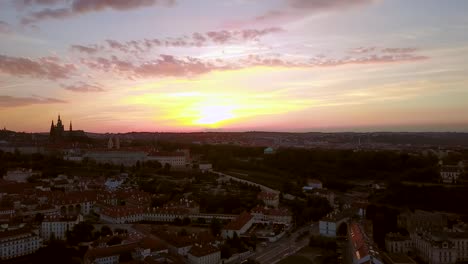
[49,115,83,142]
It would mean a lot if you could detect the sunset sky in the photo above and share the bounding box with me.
[1,0,468,133]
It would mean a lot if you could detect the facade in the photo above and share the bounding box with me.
[40,214,83,241]
[257,192,279,208]
[83,150,147,166]
[251,206,292,225]
[0,227,43,260]
[147,151,187,168]
[385,232,412,254]
[319,220,337,237]
[440,165,461,184]
[188,244,221,264]
[411,230,468,264]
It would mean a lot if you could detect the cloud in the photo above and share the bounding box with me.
[72,27,283,55]
[79,49,428,79]
[62,82,106,92]
[248,0,376,25]
[0,21,12,34]
[382,48,419,53]
[70,44,102,54]
[21,0,176,24]
[0,95,66,108]
[287,0,375,10]
[80,55,230,78]
[15,0,63,7]
[0,54,76,80]
[349,47,376,54]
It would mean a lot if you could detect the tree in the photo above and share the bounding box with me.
[210,218,222,236]
[174,217,182,226]
[35,213,44,223]
[100,225,113,237]
[182,217,191,226]
[179,228,188,236]
[66,222,95,246]
[107,236,123,246]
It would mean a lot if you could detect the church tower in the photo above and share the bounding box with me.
[49,120,55,140]
[108,137,114,149]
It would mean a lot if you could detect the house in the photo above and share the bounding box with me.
[222,212,254,239]
[188,244,221,264]
[4,169,39,183]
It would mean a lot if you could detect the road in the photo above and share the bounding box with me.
[250,224,317,264]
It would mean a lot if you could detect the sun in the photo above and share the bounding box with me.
[195,105,235,126]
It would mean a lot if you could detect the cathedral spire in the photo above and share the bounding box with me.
[69,121,73,132]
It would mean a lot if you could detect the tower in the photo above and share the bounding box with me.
[108,137,114,149]
[49,120,55,140]
[69,121,73,132]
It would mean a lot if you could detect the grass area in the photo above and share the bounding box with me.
[278,255,314,264]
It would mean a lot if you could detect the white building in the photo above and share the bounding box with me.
[188,244,221,264]
[40,214,83,241]
[440,166,461,184]
[251,206,292,225]
[147,151,187,168]
[4,169,39,183]
[0,227,43,260]
[257,192,279,208]
[385,232,412,254]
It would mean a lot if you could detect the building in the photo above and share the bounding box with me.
[385,232,412,254]
[83,150,147,167]
[412,231,458,264]
[222,212,254,239]
[440,165,461,184]
[0,227,43,260]
[40,214,83,241]
[257,191,279,208]
[188,244,221,264]
[306,179,323,189]
[398,210,448,233]
[263,147,275,155]
[348,222,384,264]
[251,206,292,225]
[147,151,187,168]
[4,169,39,183]
[83,243,137,264]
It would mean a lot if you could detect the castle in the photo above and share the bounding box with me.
[49,115,73,142]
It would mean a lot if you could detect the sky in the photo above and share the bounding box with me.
[0,0,468,133]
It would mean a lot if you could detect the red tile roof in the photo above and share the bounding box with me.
[224,212,253,231]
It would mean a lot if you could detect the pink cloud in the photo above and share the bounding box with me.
[21,0,176,24]
[62,82,105,93]
[0,95,66,108]
[0,55,76,80]
[72,27,283,55]
[79,49,428,79]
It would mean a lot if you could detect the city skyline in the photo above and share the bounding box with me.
[1,0,468,133]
